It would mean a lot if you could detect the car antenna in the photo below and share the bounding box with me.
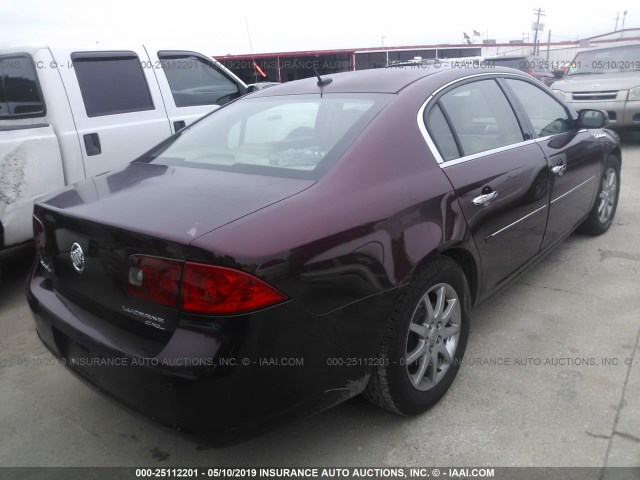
[313,67,333,87]
[245,16,259,84]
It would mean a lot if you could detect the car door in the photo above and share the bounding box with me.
[148,49,245,134]
[424,78,550,294]
[501,78,603,250]
[50,47,172,178]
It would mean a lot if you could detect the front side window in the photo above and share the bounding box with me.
[505,79,574,137]
[438,79,523,156]
[159,53,240,107]
[0,55,44,118]
[72,52,154,117]
[141,93,390,180]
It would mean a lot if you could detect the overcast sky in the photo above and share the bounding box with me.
[1,0,638,56]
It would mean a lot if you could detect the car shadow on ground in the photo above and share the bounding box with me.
[0,248,34,304]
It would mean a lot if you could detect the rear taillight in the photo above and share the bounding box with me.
[126,255,182,307]
[181,262,287,315]
[126,256,286,314]
[33,216,53,272]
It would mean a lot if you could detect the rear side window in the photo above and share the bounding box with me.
[0,55,45,118]
[72,52,154,117]
[426,104,460,161]
[505,79,573,137]
[439,79,523,156]
[158,53,240,107]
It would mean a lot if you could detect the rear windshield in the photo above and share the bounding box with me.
[568,45,640,76]
[139,93,390,180]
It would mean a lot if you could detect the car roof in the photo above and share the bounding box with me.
[248,66,529,96]
[248,67,433,95]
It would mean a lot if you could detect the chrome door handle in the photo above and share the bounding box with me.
[551,164,567,176]
[472,191,498,206]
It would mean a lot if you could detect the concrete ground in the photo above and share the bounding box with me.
[1,134,639,468]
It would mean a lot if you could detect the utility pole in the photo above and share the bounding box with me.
[614,12,620,31]
[621,11,628,31]
[532,8,545,55]
[382,36,388,65]
[546,30,551,60]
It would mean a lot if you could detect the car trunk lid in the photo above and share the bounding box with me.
[34,162,313,336]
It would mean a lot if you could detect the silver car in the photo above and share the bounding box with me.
[551,43,640,129]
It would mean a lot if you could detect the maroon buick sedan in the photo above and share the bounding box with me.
[27,66,620,437]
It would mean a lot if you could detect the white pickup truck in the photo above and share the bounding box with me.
[0,44,246,276]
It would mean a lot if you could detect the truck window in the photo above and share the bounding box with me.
[0,55,45,118]
[71,52,154,117]
[158,52,240,107]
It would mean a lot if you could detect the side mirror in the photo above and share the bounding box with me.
[578,109,609,129]
[553,69,565,79]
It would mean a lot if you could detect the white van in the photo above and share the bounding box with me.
[0,45,246,275]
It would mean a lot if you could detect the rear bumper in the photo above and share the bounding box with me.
[565,99,640,128]
[27,268,400,436]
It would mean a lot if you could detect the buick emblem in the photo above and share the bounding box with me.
[70,243,85,273]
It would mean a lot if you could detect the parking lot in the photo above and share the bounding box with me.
[1,133,639,468]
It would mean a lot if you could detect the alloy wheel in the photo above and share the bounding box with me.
[598,167,617,224]
[405,283,461,391]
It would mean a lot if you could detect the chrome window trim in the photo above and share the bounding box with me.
[485,204,548,240]
[417,100,446,163]
[417,72,579,168]
[550,176,596,204]
[438,139,541,168]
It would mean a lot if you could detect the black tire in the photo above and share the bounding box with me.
[363,257,471,415]
[578,155,621,236]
